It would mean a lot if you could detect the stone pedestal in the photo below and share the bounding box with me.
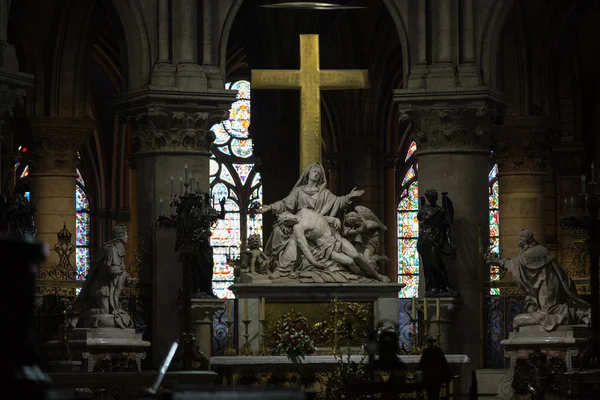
[498,325,589,400]
[190,298,226,360]
[417,297,460,353]
[230,283,404,354]
[45,328,150,373]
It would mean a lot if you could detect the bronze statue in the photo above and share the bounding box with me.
[417,189,458,297]
[70,224,138,329]
[0,177,35,238]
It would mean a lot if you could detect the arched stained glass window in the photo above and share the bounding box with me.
[210,80,262,299]
[397,140,419,298]
[75,169,91,280]
[489,164,500,295]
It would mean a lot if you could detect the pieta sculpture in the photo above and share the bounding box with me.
[251,162,389,284]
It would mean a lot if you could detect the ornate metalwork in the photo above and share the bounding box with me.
[155,179,225,369]
[512,349,567,399]
[212,307,229,356]
[483,291,526,368]
[0,176,36,237]
[566,226,589,278]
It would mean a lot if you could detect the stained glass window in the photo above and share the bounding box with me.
[397,141,419,298]
[210,80,262,299]
[489,164,500,295]
[76,169,91,280]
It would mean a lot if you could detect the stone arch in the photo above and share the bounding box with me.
[111,0,152,90]
[479,0,517,89]
[219,0,410,84]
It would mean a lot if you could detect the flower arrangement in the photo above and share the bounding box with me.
[273,311,316,363]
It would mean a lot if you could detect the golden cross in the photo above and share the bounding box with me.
[251,34,369,173]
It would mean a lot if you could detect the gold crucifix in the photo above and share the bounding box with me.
[251,34,369,173]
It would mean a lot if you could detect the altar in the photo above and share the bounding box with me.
[210,354,470,395]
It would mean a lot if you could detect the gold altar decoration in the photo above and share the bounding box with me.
[251,34,369,172]
[264,299,372,352]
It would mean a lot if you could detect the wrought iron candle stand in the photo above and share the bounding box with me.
[240,320,254,356]
[562,167,600,369]
[156,178,225,369]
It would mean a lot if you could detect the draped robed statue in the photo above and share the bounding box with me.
[256,162,374,281]
[485,229,590,331]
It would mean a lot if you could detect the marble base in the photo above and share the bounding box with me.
[498,325,590,400]
[45,328,150,372]
[230,283,404,354]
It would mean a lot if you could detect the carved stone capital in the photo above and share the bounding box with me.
[398,102,500,153]
[492,116,556,174]
[128,107,227,156]
[29,117,94,175]
[384,154,399,169]
[553,142,586,177]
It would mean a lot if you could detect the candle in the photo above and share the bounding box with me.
[411,297,416,320]
[423,298,428,321]
[436,298,441,321]
[170,175,174,193]
[180,176,183,195]
[159,197,164,216]
[571,196,575,216]
[585,195,589,215]
[581,175,586,195]
[227,300,232,322]
[592,164,596,182]
[244,299,249,320]
[564,197,568,216]
[261,297,266,320]
[185,164,188,182]
[196,177,200,191]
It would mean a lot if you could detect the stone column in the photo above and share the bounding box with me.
[493,116,554,257]
[29,117,93,267]
[395,90,505,393]
[116,97,231,367]
[384,155,399,282]
[554,143,586,270]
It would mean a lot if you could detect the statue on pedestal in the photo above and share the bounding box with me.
[417,189,458,297]
[70,224,138,329]
[256,162,363,278]
[485,229,590,331]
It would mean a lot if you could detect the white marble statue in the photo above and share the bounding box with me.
[70,224,139,329]
[484,229,590,331]
[343,206,388,271]
[239,234,270,274]
[275,209,390,283]
[256,162,363,278]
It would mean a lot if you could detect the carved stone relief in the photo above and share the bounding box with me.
[399,102,497,151]
[492,117,554,174]
[29,118,94,174]
[128,107,228,155]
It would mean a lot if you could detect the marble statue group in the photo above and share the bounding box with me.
[242,162,390,284]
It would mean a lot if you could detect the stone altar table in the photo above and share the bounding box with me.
[498,325,589,400]
[210,354,470,395]
[230,283,405,354]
